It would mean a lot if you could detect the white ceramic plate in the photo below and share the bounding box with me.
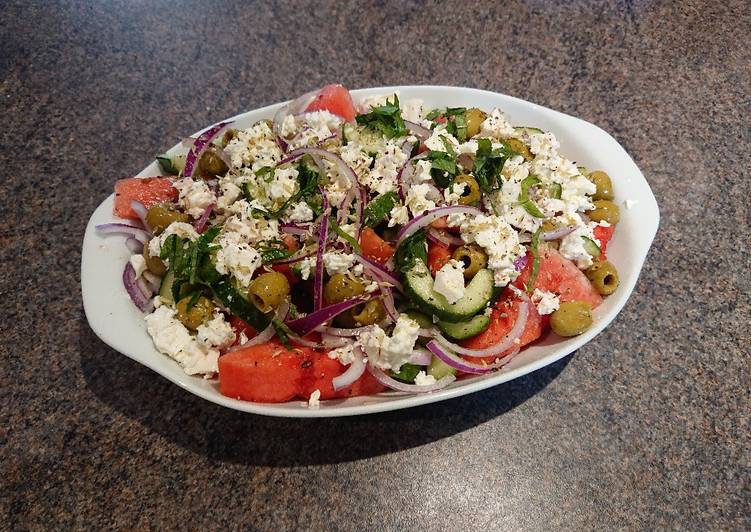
[81,86,659,417]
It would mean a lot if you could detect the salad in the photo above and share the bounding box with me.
[97,84,622,406]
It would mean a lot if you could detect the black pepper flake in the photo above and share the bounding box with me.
[301,360,313,368]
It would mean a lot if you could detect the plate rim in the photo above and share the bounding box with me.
[81,85,659,418]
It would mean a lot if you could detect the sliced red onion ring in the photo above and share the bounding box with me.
[136,276,155,299]
[514,253,529,271]
[408,347,433,366]
[316,323,382,337]
[313,194,330,311]
[183,121,232,178]
[277,147,358,191]
[130,201,150,232]
[426,340,519,375]
[396,205,482,247]
[125,237,143,254]
[418,327,436,338]
[337,186,356,225]
[96,223,152,243]
[286,296,373,338]
[194,203,214,234]
[541,225,577,241]
[122,262,153,313]
[228,299,290,351]
[380,286,400,323]
[272,88,320,144]
[321,333,352,348]
[427,227,464,247]
[367,363,455,393]
[272,248,316,266]
[404,120,432,140]
[355,253,404,293]
[142,271,161,292]
[332,351,366,391]
[434,299,529,358]
[280,223,311,237]
[289,335,322,348]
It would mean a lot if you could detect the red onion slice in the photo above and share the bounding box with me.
[434,299,529,358]
[272,88,320,144]
[380,286,401,323]
[514,253,529,271]
[194,203,214,234]
[277,147,358,191]
[227,299,290,351]
[541,225,577,241]
[354,253,404,293]
[332,351,366,391]
[313,194,330,311]
[396,205,482,247]
[122,262,153,313]
[427,227,464,247]
[280,223,311,237]
[96,223,152,243]
[183,121,232,178]
[125,237,144,254]
[404,120,432,140]
[408,347,433,366]
[426,340,520,375]
[316,323,382,337]
[367,363,455,393]
[130,200,150,232]
[286,296,374,338]
[320,333,352,348]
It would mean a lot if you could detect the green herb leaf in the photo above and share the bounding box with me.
[363,191,399,227]
[425,150,458,188]
[518,176,544,218]
[521,200,545,218]
[527,228,542,294]
[395,229,428,273]
[472,138,510,192]
[390,363,422,383]
[355,95,408,139]
[550,183,562,199]
[212,278,271,331]
[156,155,180,176]
[330,218,362,253]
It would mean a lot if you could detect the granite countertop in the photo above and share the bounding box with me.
[2,0,749,529]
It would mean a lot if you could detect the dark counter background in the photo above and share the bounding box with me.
[2,0,749,529]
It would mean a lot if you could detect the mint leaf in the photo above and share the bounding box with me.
[472,138,510,193]
[395,229,428,273]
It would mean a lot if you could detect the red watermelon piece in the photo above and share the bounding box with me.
[114,177,177,221]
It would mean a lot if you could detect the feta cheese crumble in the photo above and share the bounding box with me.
[357,314,420,372]
[531,289,560,315]
[433,259,466,304]
[308,389,321,409]
[414,371,437,386]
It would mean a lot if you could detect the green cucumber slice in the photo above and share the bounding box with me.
[158,270,175,305]
[436,314,491,340]
[581,236,601,257]
[428,355,457,380]
[514,126,544,136]
[404,261,494,323]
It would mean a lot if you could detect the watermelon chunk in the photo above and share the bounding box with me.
[305,84,357,122]
[114,177,178,221]
[514,246,602,308]
[593,224,615,261]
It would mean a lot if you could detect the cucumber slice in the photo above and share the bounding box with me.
[581,236,601,257]
[158,270,175,305]
[428,355,457,380]
[514,126,544,136]
[436,314,491,340]
[404,261,494,323]
[405,310,434,329]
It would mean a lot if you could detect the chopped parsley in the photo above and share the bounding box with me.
[355,95,407,139]
[425,150,458,188]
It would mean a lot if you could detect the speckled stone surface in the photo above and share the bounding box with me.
[2,0,749,529]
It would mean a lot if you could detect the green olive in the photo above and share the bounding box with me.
[352,300,386,326]
[585,260,620,295]
[588,170,614,200]
[452,243,488,279]
[222,128,238,146]
[143,240,167,276]
[505,138,533,161]
[324,274,365,305]
[465,108,487,138]
[145,203,190,234]
[454,174,481,205]
[198,147,229,177]
[248,271,291,313]
[550,301,593,337]
[587,200,620,224]
[175,295,215,330]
